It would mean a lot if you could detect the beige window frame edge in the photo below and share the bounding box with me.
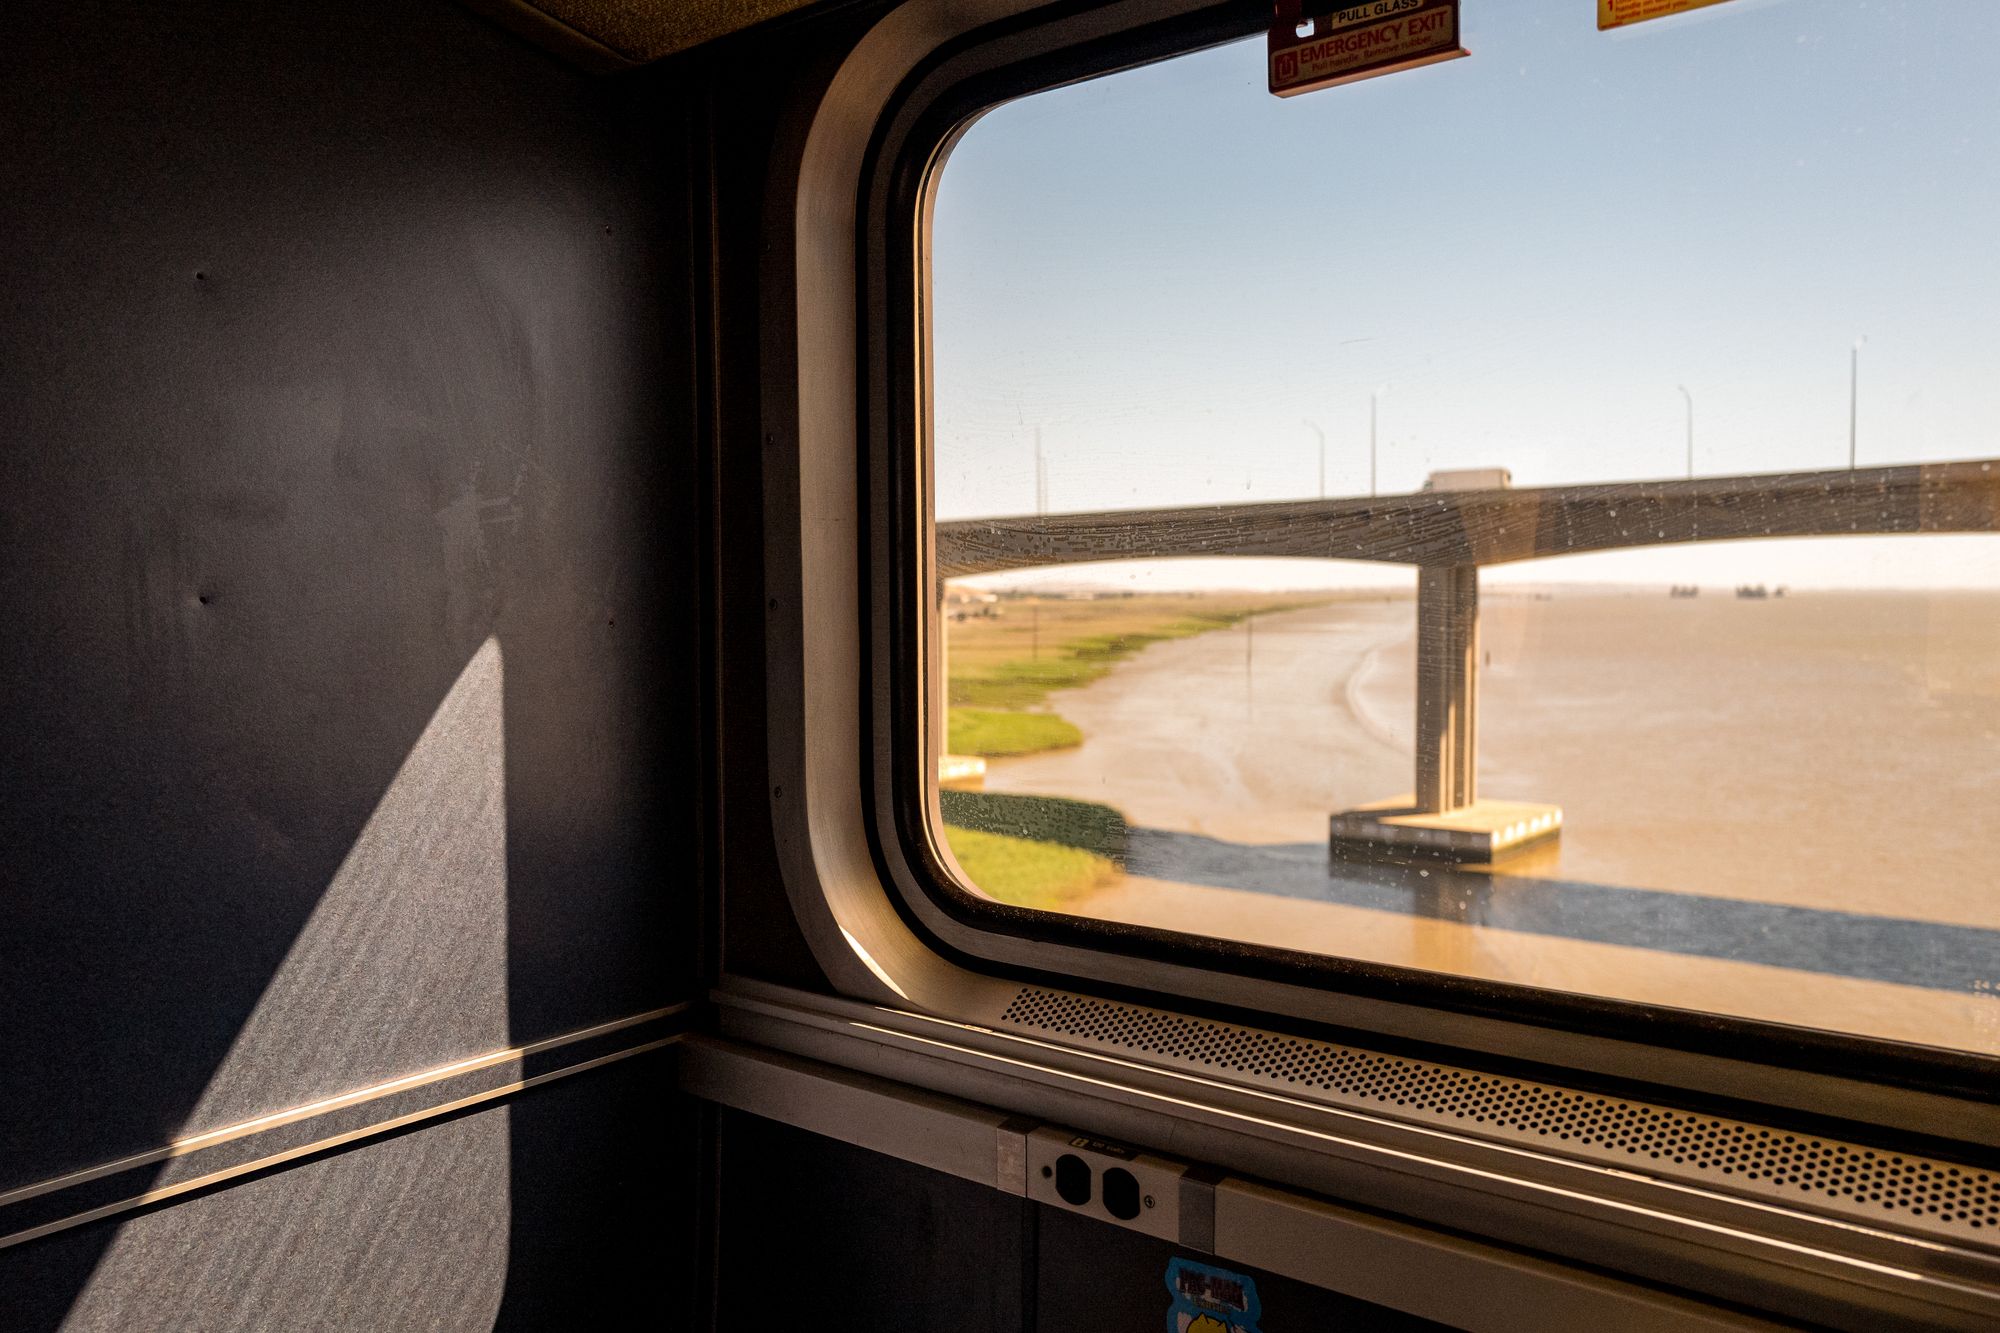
[759,0,1999,1146]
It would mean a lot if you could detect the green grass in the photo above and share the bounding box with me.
[944,598,1321,758]
[940,789,1127,862]
[941,825,1116,911]
[946,708,1082,757]
[940,790,1128,909]
[947,611,1276,711]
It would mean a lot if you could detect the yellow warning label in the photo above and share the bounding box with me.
[1598,0,1737,29]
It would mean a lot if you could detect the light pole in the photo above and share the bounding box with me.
[1032,425,1044,659]
[1369,386,1390,497]
[1303,419,1325,499]
[1245,608,1256,717]
[1677,384,1693,479]
[1848,336,1866,470]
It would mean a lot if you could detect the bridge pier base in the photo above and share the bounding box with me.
[1330,795,1563,863]
[1331,564,1562,863]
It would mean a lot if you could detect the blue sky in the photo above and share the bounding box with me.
[931,0,2000,587]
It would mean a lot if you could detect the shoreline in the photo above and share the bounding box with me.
[985,589,2000,926]
[968,588,2000,1052]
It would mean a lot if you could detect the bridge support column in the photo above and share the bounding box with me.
[1330,563,1561,863]
[1414,564,1478,814]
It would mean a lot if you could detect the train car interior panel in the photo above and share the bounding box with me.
[4,0,1996,1329]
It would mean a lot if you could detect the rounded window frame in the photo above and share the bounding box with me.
[762,0,2000,1147]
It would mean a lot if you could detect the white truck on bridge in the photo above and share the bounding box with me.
[1423,467,1513,492]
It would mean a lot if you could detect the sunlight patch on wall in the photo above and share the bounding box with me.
[60,636,512,1329]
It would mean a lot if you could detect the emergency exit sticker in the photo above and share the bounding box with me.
[1269,0,1467,98]
[1599,0,1737,29]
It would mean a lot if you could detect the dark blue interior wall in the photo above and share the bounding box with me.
[5,1058,689,1332]
[717,1111,1029,1333]
[0,0,700,1323]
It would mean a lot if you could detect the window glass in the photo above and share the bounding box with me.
[928,0,2000,1055]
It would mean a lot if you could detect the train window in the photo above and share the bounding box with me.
[921,2,2000,1057]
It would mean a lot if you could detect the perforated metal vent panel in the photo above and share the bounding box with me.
[1000,987,1997,1243]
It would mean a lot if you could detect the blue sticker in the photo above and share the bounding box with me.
[1165,1258,1262,1333]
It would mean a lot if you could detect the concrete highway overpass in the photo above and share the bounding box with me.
[935,459,2000,854]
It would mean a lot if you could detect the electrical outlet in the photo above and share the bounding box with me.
[1024,1126,1186,1241]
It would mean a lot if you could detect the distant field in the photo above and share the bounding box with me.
[946,708,1082,756]
[945,592,1325,755]
[939,590,1329,906]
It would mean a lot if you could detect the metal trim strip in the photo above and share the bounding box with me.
[0,1004,690,1251]
[710,979,2000,1331]
[992,986,1998,1247]
[681,1031,1017,1189]
[681,1032,1784,1331]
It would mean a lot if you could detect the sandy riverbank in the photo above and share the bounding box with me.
[978,590,2000,1052]
[982,598,1412,844]
[989,590,2000,926]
